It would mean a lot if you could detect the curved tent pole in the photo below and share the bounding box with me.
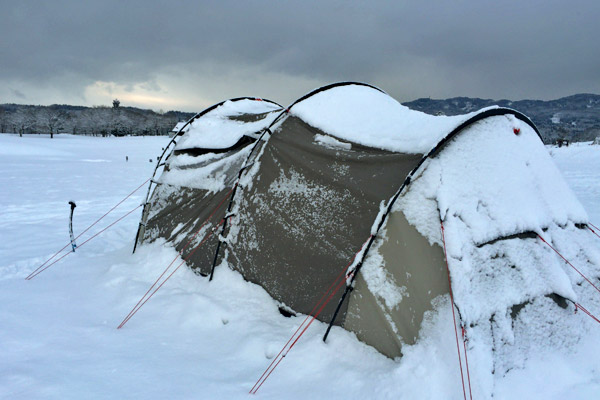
[286,81,386,110]
[208,124,283,280]
[132,97,283,253]
[323,107,541,340]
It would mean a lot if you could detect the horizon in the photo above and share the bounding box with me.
[3,90,600,114]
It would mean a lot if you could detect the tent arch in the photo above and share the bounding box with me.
[286,81,386,111]
[134,96,282,254]
[205,82,392,277]
[323,107,544,357]
[139,96,282,214]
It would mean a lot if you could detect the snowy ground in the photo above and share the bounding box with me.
[1,134,599,399]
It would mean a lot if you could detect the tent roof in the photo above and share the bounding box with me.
[174,98,282,151]
[290,83,538,154]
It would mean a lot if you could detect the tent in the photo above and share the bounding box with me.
[135,82,600,365]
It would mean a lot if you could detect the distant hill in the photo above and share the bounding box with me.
[403,94,600,143]
[0,103,196,137]
[3,94,600,143]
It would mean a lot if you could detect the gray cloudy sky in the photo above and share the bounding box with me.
[1,0,599,112]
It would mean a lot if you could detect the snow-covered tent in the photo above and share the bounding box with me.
[135,83,600,370]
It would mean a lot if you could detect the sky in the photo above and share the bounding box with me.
[1,0,599,112]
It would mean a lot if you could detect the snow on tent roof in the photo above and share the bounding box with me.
[171,122,187,132]
[174,98,282,151]
[394,113,589,320]
[291,83,499,154]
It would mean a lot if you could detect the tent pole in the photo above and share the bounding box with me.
[322,286,353,342]
[208,128,275,280]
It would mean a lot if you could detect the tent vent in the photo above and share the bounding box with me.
[173,135,256,157]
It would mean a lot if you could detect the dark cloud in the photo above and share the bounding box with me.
[1,0,599,110]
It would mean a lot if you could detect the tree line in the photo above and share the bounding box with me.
[0,101,195,138]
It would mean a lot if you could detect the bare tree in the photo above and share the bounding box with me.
[41,107,65,138]
[16,107,36,137]
[0,106,6,134]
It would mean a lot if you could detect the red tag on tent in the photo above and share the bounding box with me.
[513,128,521,135]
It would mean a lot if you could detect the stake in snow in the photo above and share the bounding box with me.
[2,82,600,399]
[68,201,77,252]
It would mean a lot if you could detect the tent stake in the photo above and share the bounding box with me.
[68,201,77,252]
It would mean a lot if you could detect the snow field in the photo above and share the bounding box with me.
[1,134,600,399]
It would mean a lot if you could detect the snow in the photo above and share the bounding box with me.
[313,133,352,150]
[360,225,407,311]
[1,133,600,399]
[291,85,498,154]
[172,121,187,132]
[174,99,281,150]
[400,115,587,246]
[549,142,600,224]
[157,99,282,192]
[159,145,252,192]
[388,116,600,396]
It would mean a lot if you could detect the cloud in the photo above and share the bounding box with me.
[1,0,599,109]
[10,89,26,100]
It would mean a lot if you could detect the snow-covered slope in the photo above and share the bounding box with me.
[1,134,600,399]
